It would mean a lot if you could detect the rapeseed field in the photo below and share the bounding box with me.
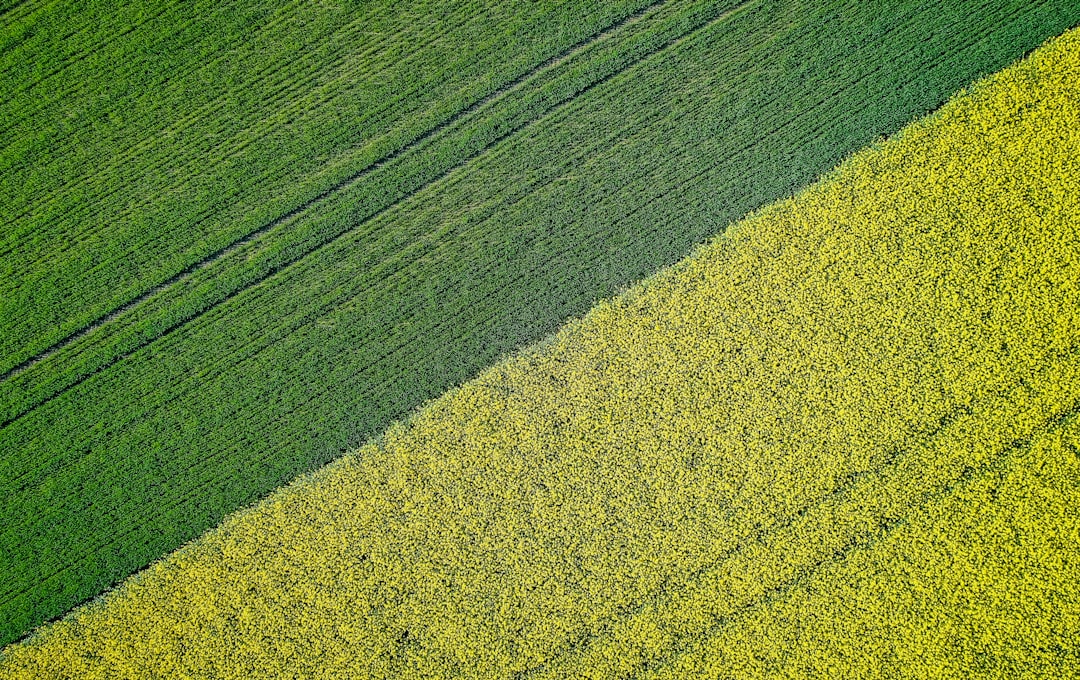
[2,21,1078,680]
[5,0,1075,644]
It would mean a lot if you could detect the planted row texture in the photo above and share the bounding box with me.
[1,0,1076,646]
[2,24,1078,678]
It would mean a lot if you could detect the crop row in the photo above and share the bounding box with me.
[1,24,1077,673]
[648,411,1080,678]
[0,0,769,586]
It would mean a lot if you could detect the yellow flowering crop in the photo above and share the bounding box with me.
[2,26,1079,680]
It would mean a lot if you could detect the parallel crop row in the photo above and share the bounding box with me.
[648,411,1080,678]
[2,24,1077,676]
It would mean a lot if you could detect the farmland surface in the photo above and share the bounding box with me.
[2,0,1079,647]
[2,25,1076,676]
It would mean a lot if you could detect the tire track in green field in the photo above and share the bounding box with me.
[0,0,749,416]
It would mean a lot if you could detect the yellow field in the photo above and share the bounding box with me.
[3,27,1078,680]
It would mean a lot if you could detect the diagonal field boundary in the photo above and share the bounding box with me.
[0,0,1027,546]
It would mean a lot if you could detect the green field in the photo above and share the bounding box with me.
[1,0,1077,647]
